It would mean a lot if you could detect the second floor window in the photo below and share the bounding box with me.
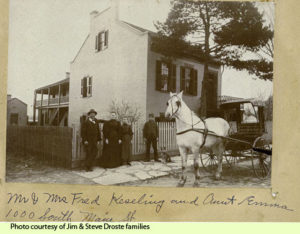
[95,30,108,52]
[180,67,198,96]
[81,76,92,98]
[156,60,176,92]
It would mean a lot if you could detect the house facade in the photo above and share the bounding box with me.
[7,95,27,126]
[68,0,222,129]
[33,75,70,126]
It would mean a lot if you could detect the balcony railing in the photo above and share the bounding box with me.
[35,96,69,107]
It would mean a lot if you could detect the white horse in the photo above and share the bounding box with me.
[165,91,230,187]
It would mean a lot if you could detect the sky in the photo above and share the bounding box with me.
[7,0,274,118]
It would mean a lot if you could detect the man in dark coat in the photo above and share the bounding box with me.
[81,109,101,172]
[143,113,161,162]
[101,111,122,168]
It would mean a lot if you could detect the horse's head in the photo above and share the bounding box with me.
[165,91,183,118]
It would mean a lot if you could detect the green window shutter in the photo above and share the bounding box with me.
[193,69,198,96]
[95,35,98,51]
[81,79,83,96]
[156,61,162,91]
[105,30,109,47]
[98,32,102,51]
[167,63,172,92]
[171,64,177,92]
[83,77,87,97]
[88,77,92,95]
[180,67,185,93]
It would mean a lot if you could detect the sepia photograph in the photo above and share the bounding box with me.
[6,0,274,188]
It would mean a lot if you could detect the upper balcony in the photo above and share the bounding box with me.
[34,76,70,108]
[35,95,69,107]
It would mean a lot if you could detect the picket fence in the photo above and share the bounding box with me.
[72,121,178,166]
[131,121,178,155]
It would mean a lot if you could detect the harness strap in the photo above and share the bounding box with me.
[176,120,210,149]
[199,120,208,149]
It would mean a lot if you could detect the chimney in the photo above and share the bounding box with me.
[110,0,120,20]
[7,94,11,101]
[66,72,70,79]
[90,10,99,32]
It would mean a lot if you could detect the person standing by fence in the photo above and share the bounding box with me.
[143,113,161,162]
[81,109,101,172]
[100,111,122,168]
[121,117,133,166]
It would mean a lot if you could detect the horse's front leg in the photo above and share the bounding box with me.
[192,148,201,187]
[177,147,188,187]
[215,143,225,180]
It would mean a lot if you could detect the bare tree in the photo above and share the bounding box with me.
[109,99,142,123]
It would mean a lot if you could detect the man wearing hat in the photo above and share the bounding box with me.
[143,113,160,162]
[81,109,101,171]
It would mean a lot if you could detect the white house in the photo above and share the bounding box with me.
[68,0,222,129]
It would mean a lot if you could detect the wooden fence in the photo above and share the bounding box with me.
[72,121,178,167]
[6,125,73,168]
[131,122,178,155]
[6,122,178,168]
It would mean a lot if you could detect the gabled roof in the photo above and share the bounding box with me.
[35,78,70,92]
[71,6,220,67]
[119,21,220,66]
[120,21,152,33]
[7,97,27,106]
[71,34,90,64]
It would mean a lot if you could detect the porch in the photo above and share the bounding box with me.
[33,76,70,126]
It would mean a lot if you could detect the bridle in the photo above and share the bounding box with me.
[167,94,203,128]
[167,94,181,118]
[166,94,210,148]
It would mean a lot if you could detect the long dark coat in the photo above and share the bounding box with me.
[100,119,122,168]
[121,123,133,163]
[81,118,101,168]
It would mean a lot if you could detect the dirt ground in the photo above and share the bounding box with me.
[122,162,271,187]
[5,152,271,188]
[5,152,96,185]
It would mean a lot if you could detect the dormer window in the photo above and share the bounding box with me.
[95,30,108,52]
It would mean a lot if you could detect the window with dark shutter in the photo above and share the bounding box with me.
[95,30,109,52]
[180,67,185,93]
[180,67,198,96]
[193,69,198,96]
[189,69,198,96]
[88,77,92,96]
[156,61,177,92]
[95,35,98,51]
[104,30,108,47]
[81,77,88,98]
[171,64,177,92]
[156,61,162,91]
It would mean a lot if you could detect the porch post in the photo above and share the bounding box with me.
[58,84,61,105]
[33,90,37,123]
[41,89,44,106]
[48,87,50,106]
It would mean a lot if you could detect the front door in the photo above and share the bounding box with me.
[206,71,218,115]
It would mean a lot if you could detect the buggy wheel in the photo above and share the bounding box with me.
[251,137,272,179]
[224,150,241,167]
[200,152,218,172]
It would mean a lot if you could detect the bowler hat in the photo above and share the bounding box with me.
[88,109,97,115]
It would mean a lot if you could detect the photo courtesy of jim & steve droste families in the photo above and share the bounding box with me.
[10,222,151,231]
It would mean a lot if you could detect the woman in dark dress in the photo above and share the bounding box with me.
[100,112,122,168]
[121,117,133,166]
